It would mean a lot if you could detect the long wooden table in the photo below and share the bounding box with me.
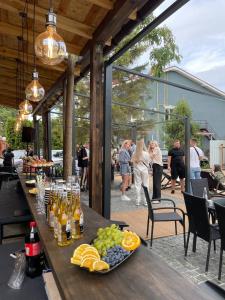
[19,174,214,300]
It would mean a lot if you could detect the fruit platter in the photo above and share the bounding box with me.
[71,224,141,273]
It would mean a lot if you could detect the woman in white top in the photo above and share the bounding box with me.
[131,139,150,206]
[148,140,163,200]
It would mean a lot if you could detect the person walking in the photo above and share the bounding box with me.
[119,140,131,201]
[168,140,185,193]
[190,138,204,179]
[148,140,163,201]
[131,139,150,206]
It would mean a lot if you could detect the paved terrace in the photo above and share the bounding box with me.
[81,174,225,289]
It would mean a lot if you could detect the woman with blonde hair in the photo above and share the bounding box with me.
[131,139,150,206]
[148,140,163,201]
[119,140,131,201]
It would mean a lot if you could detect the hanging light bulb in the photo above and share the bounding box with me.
[15,115,22,132]
[19,99,33,115]
[35,8,67,65]
[25,71,45,102]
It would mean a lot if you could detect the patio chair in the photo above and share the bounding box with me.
[183,192,221,272]
[161,171,180,190]
[142,185,186,248]
[214,199,225,280]
[201,171,225,195]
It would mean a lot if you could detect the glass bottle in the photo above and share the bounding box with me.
[57,192,72,246]
[71,186,81,240]
[25,221,42,278]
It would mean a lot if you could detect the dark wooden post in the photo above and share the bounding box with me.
[63,54,76,180]
[42,111,52,161]
[33,115,40,157]
[63,78,67,175]
[90,43,104,215]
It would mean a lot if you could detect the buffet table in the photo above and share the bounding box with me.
[19,174,213,300]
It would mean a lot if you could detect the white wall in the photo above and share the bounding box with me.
[210,140,225,167]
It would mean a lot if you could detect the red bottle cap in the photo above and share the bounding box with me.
[30,221,37,228]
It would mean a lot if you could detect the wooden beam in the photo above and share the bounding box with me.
[0,58,59,81]
[90,43,103,215]
[0,21,82,55]
[63,54,76,180]
[0,1,93,39]
[88,0,113,10]
[129,8,137,20]
[0,97,17,108]
[0,46,65,72]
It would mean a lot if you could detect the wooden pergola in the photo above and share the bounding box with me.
[0,0,190,217]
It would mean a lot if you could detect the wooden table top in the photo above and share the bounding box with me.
[19,174,214,300]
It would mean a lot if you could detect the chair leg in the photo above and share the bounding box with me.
[175,221,177,235]
[218,245,223,280]
[150,221,154,248]
[192,234,197,252]
[182,222,186,249]
[213,240,216,252]
[0,224,3,245]
[185,231,190,257]
[205,241,212,273]
[146,216,150,236]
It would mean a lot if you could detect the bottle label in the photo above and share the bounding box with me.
[80,212,84,233]
[25,242,40,256]
[49,211,54,227]
[66,220,71,240]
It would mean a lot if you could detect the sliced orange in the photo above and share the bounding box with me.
[81,249,100,259]
[73,244,90,257]
[121,231,141,251]
[80,257,99,271]
[93,260,109,271]
[70,257,81,266]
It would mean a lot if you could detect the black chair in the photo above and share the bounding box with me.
[201,171,225,195]
[161,171,180,190]
[214,199,225,280]
[142,185,186,247]
[183,192,221,272]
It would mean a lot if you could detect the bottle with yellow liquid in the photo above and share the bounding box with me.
[53,187,63,240]
[71,186,83,240]
[48,184,57,230]
[57,192,72,246]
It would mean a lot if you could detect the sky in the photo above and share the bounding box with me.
[140,0,225,92]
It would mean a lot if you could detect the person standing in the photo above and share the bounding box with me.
[131,139,150,206]
[3,147,14,167]
[119,140,131,201]
[190,138,204,179]
[168,140,185,193]
[148,141,163,201]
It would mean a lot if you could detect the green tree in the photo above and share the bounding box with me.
[51,117,63,149]
[0,106,17,136]
[5,117,33,150]
[164,100,200,148]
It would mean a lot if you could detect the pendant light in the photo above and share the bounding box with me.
[35,0,67,65]
[19,7,33,115]
[25,0,45,102]
[19,99,33,115]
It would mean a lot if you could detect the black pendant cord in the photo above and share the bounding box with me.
[49,0,53,9]
[25,0,29,84]
[33,0,36,71]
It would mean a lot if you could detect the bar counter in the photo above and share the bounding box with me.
[19,174,213,300]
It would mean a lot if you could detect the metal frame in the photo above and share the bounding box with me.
[103,64,191,218]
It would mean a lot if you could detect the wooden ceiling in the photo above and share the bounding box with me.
[0,0,161,109]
